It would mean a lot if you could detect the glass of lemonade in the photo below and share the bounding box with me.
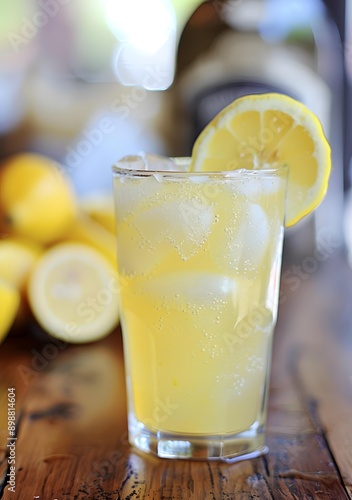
[112,155,287,461]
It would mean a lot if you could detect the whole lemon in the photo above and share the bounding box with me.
[0,153,77,245]
[0,237,42,291]
[0,279,20,344]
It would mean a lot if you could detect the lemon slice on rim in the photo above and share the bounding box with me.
[28,243,119,344]
[190,93,331,227]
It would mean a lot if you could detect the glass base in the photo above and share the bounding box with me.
[128,414,268,462]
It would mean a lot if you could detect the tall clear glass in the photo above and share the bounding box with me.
[112,157,287,462]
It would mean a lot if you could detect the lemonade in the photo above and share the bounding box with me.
[112,93,331,461]
[113,158,287,459]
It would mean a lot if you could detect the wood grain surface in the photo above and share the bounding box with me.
[1,256,352,499]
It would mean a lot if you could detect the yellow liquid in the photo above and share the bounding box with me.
[114,172,286,435]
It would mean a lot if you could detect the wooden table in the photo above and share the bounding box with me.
[1,254,352,499]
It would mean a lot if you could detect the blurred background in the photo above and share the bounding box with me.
[0,0,351,259]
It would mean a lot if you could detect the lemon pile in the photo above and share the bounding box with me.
[0,153,119,344]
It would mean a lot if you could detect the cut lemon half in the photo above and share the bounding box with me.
[190,93,331,227]
[28,243,119,344]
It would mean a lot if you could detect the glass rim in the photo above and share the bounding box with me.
[112,157,289,179]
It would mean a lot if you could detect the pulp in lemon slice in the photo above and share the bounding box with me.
[28,243,119,343]
[190,93,331,227]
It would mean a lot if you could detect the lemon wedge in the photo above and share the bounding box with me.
[190,93,331,227]
[28,243,119,344]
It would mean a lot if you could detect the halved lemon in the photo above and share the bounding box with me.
[28,243,119,344]
[190,93,331,227]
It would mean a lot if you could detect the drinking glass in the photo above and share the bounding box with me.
[112,156,287,461]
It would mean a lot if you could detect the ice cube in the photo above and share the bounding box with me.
[261,175,285,196]
[189,175,209,184]
[115,153,178,171]
[240,203,270,267]
[113,175,162,221]
[142,272,237,306]
[132,198,213,260]
[143,153,181,171]
[210,203,269,274]
[115,154,147,170]
[116,220,161,275]
[228,172,284,201]
[113,154,191,221]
